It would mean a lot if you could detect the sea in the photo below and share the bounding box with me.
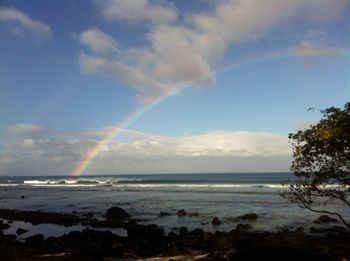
[0,173,347,239]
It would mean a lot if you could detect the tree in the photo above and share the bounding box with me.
[282,102,350,228]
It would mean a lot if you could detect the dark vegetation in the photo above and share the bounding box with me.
[282,102,350,227]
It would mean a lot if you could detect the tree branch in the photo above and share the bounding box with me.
[295,194,350,228]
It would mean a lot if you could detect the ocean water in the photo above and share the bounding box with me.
[0,173,348,237]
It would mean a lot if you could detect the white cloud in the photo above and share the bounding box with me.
[79,51,179,103]
[78,28,118,53]
[77,25,220,103]
[192,0,348,43]
[76,0,347,103]
[192,0,299,43]
[0,124,291,175]
[0,7,52,39]
[95,0,178,24]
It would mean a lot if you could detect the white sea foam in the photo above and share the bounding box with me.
[111,183,285,189]
[24,180,49,184]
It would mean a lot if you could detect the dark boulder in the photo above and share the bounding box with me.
[309,226,320,233]
[1,234,16,241]
[295,227,305,233]
[168,231,178,240]
[330,226,348,233]
[179,226,189,236]
[158,211,171,217]
[177,209,187,217]
[16,228,28,235]
[106,207,130,220]
[237,213,258,220]
[206,250,229,261]
[0,220,10,230]
[87,229,121,242]
[88,218,126,228]
[127,223,164,241]
[212,217,222,226]
[190,228,205,236]
[0,209,81,226]
[25,234,44,246]
[236,223,252,232]
[314,215,337,224]
[44,236,58,246]
[83,212,94,219]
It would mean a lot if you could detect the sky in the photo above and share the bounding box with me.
[0,0,349,176]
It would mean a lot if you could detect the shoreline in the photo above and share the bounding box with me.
[0,208,349,260]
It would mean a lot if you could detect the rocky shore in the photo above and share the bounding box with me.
[0,207,349,261]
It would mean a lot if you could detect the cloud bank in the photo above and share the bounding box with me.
[95,0,178,24]
[0,7,52,39]
[77,0,348,103]
[0,124,291,175]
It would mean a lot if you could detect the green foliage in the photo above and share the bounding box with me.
[283,102,350,227]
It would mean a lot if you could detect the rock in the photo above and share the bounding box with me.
[206,250,229,261]
[88,218,126,228]
[168,231,178,240]
[177,209,187,217]
[237,213,258,220]
[190,228,205,236]
[44,236,58,246]
[16,228,28,235]
[87,229,121,242]
[330,226,348,233]
[67,231,84,241]
[106,206,130,220]
[179,226,188,236]
[158,211,171,217]
[25,234,44,246]
[212,217,221,226]
[214,231,224,237]
[126,223,164,241]
[295,227,304,233]
[0,220,10,230]
[0,209,81,226]
[1,234,16,241]
[189,212,199,217]
[314,215,337,224]
[309,226,319,233]
[83,212,94,219]
[236,223,252,232]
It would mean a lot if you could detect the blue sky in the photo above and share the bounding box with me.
[0,0,349,175]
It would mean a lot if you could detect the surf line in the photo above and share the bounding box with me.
[69,101,160,176]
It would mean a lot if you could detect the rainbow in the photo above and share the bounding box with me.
[70,47,348,176]
[69,100,162,176]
